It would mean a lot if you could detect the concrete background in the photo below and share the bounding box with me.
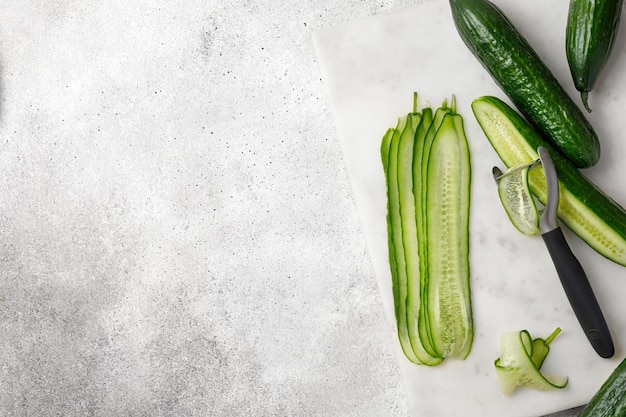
[0,1,582,416]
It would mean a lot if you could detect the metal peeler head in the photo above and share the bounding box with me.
[537,146,559,233]
[491,159,540,183]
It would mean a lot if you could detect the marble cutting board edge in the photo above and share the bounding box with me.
[313,0,626,416]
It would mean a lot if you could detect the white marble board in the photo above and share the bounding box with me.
[313,0,626,416]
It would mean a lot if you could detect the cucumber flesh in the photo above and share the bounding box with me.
[472,96,626,266]
[426,113,473,359]
[416,105,454,356]
[407,108,442,360]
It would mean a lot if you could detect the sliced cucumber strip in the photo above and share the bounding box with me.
[426,113,473,359]
[398,110,443,366]
[496,164,540,236]
[415,104,452,357]
[407,107,443,363]
[494,328,568,395]
[382,116,423,364]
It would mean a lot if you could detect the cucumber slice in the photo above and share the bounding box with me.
[426,113,473,359]
[494,328,568,395]
[496,164,540,236]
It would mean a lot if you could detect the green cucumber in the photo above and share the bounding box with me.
[472,95,626,266]
[381,95,473,365]
[449,0,601,168]
[566,0,624,112]
[578,356,626,416]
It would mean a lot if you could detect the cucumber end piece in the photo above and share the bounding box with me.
[581,91,592,113]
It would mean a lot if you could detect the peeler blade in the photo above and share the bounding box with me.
[537,146,559,233]
[492,159,540,182]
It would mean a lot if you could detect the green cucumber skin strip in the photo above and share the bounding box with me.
[472,96,626,266]
[579,356,626,417]
[566,0,624,109]
[449,0,600,168]
[382,120,423,364]
[425,113,473,359]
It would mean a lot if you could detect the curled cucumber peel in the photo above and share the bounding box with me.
[494,328,568,395]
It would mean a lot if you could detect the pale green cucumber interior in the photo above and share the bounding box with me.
[426,114,472,359]
[382,96,473,365]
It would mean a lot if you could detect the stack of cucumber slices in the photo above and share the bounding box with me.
[381,94,472,365]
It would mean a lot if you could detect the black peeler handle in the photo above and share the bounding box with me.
[542,227,614,358]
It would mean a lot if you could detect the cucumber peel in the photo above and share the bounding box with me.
[494,328,568,395]
[381,93,473,365]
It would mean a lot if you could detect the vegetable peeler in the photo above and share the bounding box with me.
[494,146,614,358]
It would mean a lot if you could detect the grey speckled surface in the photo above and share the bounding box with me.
[0,1,582,416]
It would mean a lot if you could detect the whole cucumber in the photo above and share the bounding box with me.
[566,0,624,112]
[449,0,601,168]
[578,356,626,416]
